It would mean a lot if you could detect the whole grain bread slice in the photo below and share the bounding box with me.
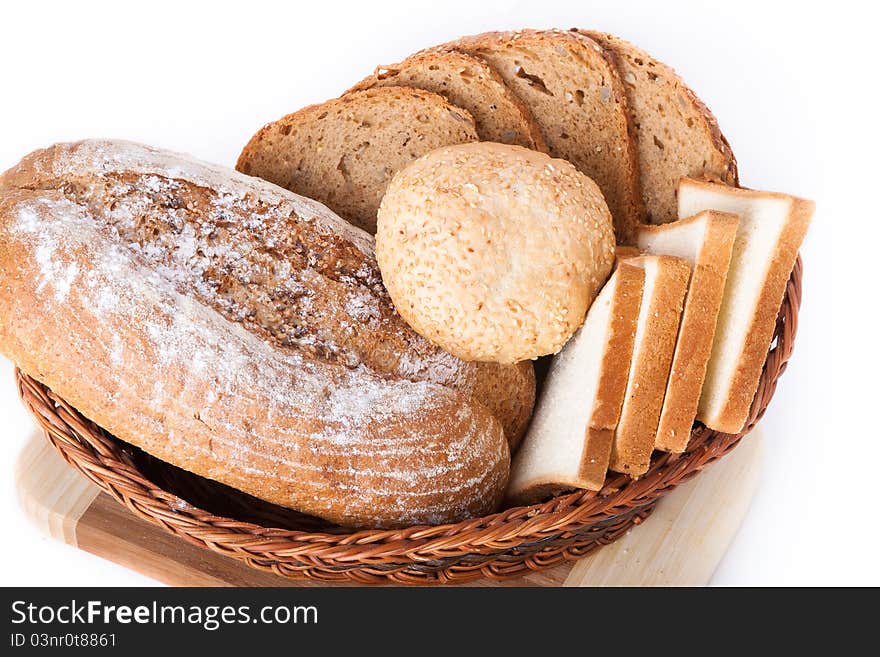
[347,51,547,152]
[438,29,644,243]
[578,30,738,225]
[236,86,478,234]
[609,255,690,476]
[506,262,644,504]
[678,179,814,434]
[636,210,740,451]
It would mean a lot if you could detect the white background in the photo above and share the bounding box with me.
[0,0,875,586]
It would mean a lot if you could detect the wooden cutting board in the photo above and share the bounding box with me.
[15,430,762,586]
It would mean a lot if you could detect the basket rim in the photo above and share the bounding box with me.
[15,255,802,579]
[16,375,742,555]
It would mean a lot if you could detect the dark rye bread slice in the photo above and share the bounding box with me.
[577,30,738,225]
[438,29,644,243]
[348,51,548,152]
[236,87,478,234]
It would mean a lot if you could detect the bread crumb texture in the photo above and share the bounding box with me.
[348,50,547,151]
[376,142,615,364]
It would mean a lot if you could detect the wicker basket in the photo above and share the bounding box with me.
[16,257,803,585]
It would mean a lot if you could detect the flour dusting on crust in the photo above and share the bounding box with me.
[0,142,514,528]
[2,140,532,443]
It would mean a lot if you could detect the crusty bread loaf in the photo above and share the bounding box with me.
[0,140,542,527]
[236,87,479,233]
[609,255,690,476]
[577,31,738,225]
[636,211,740,451]
[1,140,534,447]
[377,143,615,364]
[678,179,813,433]
[437,29,644,243]
[348,51,547,152]
[507,262,644,504]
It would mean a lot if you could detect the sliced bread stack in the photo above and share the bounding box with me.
[509,178,812,501]
[636,210,740,451]
[236,87,478,233]
[508,253,690,502]
[626,179,812,448]
[237,29,739,244]
[609,255,691,475]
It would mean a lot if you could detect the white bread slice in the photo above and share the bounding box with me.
[678,179,814,433]
[609,255,690,476]
[636,211,740,451]
[506,263,644,504]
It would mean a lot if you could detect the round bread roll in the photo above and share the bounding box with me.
[376,142,616,363]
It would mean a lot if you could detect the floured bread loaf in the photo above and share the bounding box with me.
[0,140,538,528]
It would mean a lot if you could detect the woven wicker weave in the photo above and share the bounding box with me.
[15,257,802,584]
